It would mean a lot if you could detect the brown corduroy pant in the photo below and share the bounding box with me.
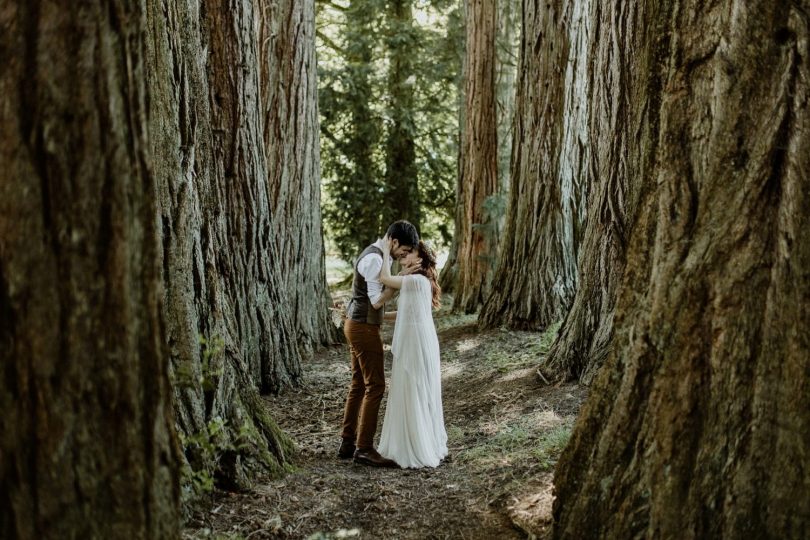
[340,319,385,449]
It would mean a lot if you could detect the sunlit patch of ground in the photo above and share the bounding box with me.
[182,299,586,539]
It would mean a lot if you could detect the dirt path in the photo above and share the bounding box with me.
[183,310,585,539]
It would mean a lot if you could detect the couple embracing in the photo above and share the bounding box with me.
[338,221,448,469]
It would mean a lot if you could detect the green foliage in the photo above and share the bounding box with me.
[180,417,233,504]
[171,334,224,391]
[199,335,224,391]
[317,0,461,261]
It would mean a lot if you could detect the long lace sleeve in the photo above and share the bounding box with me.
[399,274,433,324]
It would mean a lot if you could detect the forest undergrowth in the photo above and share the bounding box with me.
[183,297,586,539]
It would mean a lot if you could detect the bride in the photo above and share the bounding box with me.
[377,236,448,468]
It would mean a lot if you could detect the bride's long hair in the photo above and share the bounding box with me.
[412,240,441,309]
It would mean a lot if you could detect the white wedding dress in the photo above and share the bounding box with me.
[378,274,448,468]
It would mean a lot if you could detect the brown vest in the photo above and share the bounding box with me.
[347,245,384,325]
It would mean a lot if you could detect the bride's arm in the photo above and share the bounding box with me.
[371,286,396,310]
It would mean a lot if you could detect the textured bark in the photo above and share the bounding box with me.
[554,1,810,538]
[479,0,590,330]
[0,2,179,537]
[146,0,298,491]
[445,0,499,313]
[542,0,649,383]
[259,0,340,353]
[382,0,421,230]
[495,0,520,196]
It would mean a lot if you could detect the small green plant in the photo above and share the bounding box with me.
[199,335,225,391]
[170,334,225,390]
[180,416,234,504]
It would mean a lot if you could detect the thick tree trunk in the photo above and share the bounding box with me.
[146,0,298,493]
[541,0,649,383]
[446,0,499,313]
[0,3,179,537]
[259,0,340,353]
[554,1,810,537]
[383,0,421,230]
[478,0,590,330]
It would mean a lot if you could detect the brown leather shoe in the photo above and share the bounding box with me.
[353,447,399,468]
[337,439,356,459]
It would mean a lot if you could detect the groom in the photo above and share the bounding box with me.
[339,220,419,467]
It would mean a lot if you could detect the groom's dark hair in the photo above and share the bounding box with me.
[386,220,419,248]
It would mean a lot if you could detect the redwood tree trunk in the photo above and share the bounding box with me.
[0,2,179,537]
[495,0,520,197]
[554,1,810,537]
[478,0,590,330]
[146,0,299,491]
[541,0,650,383]
[445,0,499,313]
[259,0,340,353]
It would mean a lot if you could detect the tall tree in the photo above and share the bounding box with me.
[382,0,421,229]
[443,0,499,313]
[146,0,299,493]
[0,2,179,536]
[259,0,340,352]
[554,1,810,537]
[320,0,385,261]
[478,0,591,330]
[541,0,648,384]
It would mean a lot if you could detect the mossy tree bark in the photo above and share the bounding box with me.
[479,0,591,330]
[553,1,810,537]
[0,2,179,537]
[259,0,341,353]
[443,0,499,313]
[146,0,304,493]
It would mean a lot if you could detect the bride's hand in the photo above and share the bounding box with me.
[398,258,422,275]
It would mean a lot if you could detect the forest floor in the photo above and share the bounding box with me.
[183,299,586,539]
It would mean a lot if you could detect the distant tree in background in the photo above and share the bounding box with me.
[382,0,421,229]
[317,0,460,261]
[319,0,386,261]
[479,0,590,329]
[493,0,520,230]
[443,0,499,313]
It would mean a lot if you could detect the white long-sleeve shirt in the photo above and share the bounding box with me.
[357,239,391,306]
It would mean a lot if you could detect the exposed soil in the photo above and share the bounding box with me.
[183,306,586,539]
